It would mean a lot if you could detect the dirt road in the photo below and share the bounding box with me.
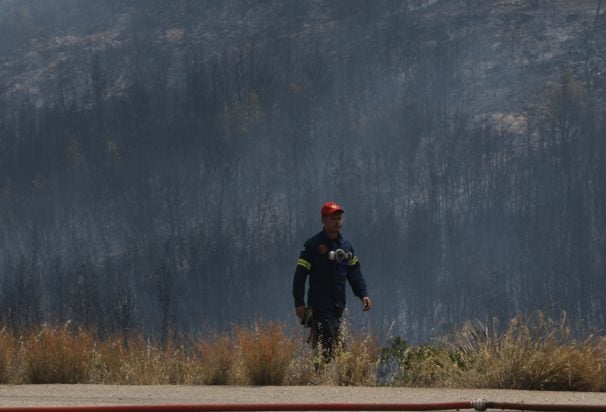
[2,385,606,409]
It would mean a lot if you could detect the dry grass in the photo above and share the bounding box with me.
[284,321,380,386]
[333,325,380,386]
[0,312,605,389]
[91,334,168,384]
[198,333,235,385]
[21,323,93,384]
[0,327,16,383]
[235,321,297,385]
[282,337,320,385]
[91,333,205,385]
[423,312,606,391]
[378,337,449,387]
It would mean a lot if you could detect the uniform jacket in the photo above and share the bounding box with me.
[292,230,368,311]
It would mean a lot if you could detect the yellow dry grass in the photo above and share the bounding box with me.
[429,312,606,391]
[198,333,235,385]
[0,327,16,383]
[21,323,93,384]
[0,311,603,390]
[235,321,297,385]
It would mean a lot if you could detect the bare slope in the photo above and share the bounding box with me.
[1,0,604,115]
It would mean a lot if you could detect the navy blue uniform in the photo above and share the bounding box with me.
[292,230,369,356]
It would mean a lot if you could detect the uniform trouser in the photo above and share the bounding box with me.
[311,307,343,360]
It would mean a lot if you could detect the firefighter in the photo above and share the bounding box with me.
[292,201,372,359]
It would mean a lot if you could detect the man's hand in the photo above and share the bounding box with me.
[295,305,306,319]
[362,296,372,311]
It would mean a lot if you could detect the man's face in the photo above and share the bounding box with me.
[322,213,343,233]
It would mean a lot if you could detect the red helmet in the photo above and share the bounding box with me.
[321,201,344,217]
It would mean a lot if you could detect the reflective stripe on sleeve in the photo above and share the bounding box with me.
[297,258,311,270]
[348,256,359,266]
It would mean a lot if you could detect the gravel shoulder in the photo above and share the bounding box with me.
[2,385,606,407]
